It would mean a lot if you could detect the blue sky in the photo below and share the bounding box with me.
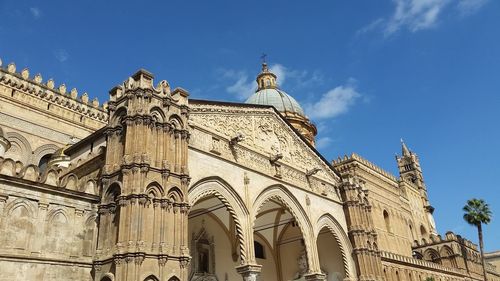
[1,0,499,251]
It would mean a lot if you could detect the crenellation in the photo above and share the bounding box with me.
[0,58,109,126]
[0,58,497,281]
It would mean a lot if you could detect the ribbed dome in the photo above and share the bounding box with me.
[245,88,305,116]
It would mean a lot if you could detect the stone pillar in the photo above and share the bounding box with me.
[236,264,262,281]
[31,201,49,255]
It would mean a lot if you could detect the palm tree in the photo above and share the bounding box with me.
[463,198,492,281]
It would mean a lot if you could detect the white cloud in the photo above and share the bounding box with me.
[305,79,361,120]
[53,49,69,62]
[30,7,41,19]
[223,63,323,100]
[316,137,333,150]
[456,0,489,16]
[223,69,255,100]
[270,64,287,86]
[385,0,450,35]
[358,0,490,36]
[357,18,385,36]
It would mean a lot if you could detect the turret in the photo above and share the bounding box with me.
[94,69,191,281]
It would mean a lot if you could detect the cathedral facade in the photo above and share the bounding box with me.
[0,58,498,281]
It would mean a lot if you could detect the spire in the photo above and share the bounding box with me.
[256,56,277,91]
[401,138,411,156]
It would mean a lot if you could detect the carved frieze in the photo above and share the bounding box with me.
[189,103,340,198]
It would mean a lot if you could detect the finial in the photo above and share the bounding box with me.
[70,88,78,99]
[401,138,411,156]
[47,79,55,89]
[21,68,29,79]
[58,84,67,94]
[260,53,269,72]
[7,63,16,73]
[81,92,89,104]
[34,73,43,84]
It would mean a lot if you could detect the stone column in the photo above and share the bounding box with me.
[236,264,262,281]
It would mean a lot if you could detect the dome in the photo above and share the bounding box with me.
[245,88,305,116]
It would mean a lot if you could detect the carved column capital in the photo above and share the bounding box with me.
[236,264,262,281]
[158,256,168,266]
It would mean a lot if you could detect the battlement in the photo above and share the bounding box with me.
[412,231,478,250]
[0,58,108,128]
[333,153,399,182]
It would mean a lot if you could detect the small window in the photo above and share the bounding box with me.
[383,210,392,233]
[38,154,52,174]
[254,241,265,259]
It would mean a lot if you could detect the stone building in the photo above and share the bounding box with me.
[0,58,498,281]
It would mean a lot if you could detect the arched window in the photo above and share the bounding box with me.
[101,277,112,281]
[254,241,265,259]
[144,275,159,281]
[383,210,392,233]
[38,154,52,173]
[420,225,428,238]
[409,223,415,240]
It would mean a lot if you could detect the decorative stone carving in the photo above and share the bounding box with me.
[293,248,328,281]
[190,220,218,281]
[189,104,338,184]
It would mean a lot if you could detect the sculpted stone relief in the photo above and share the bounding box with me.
[189,104,339,198]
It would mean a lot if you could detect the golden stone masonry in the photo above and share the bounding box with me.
[0,58,498,281]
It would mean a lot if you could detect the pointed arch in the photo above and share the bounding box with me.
[424,248,441,264]
[84,179,97,194]
[143,274,159,281]
[150,107,166,123]
[100,272,115,281]
[315,213,357,279]
[167,186,183,202]
[146,181,164,198]
[4,198,37,219]
[383,209,392,233]
[46,208,69,224]
[189,176,249,263]
[104,182,122,203]
[110,107,127,127]
[3,200,35,249]
[169,114,184,129]
[252,185,315,270]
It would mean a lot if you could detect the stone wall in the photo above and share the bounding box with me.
[0,168,99,280]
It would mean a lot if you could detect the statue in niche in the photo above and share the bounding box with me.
[190,220,218,281]
[292,248,328,281]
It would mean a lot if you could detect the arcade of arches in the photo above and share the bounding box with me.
[0,63,498,281]
[187,179,349,281]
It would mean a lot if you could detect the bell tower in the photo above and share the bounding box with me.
[94,69,191,281]
[396,140,425,190]
[396,140,437,235]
